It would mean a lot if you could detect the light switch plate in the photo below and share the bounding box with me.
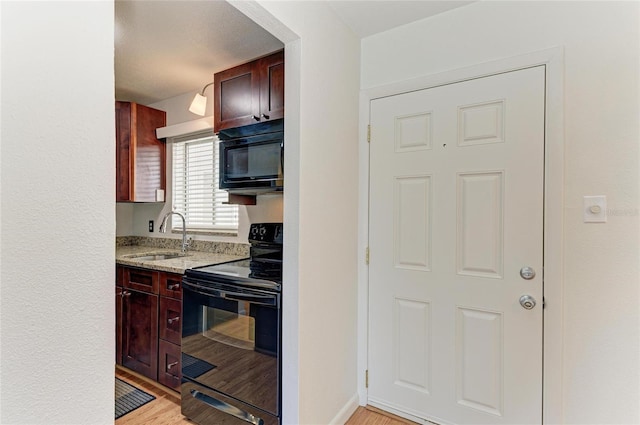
[583,195,607,223]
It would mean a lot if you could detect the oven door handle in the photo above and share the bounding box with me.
[191,390,265,425]
[183,281,279,307]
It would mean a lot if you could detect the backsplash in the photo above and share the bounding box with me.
[116,236,249,256]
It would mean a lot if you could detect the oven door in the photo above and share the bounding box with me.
[181,277,280,423]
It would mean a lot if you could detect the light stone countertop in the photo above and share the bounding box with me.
[116,245,248,274]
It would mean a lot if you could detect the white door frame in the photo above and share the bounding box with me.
[357,47,564,424]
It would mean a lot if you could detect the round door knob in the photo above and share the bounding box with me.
[519,295,536,310]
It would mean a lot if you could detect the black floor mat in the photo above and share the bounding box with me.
[115,378,155,419]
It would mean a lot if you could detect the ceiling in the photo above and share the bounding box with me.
[115,0,474,105]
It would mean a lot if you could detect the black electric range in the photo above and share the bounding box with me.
[180,223,283,425]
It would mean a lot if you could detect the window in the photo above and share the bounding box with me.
[171,131,238,232]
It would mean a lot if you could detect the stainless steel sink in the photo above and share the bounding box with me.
[124,253,186,261]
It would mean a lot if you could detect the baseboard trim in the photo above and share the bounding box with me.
[329,393,361,425]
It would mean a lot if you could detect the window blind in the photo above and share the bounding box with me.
[171,132,238,231]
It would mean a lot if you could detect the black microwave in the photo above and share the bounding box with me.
[218,121,284,193]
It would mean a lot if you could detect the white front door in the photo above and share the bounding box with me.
[368,66,545,425]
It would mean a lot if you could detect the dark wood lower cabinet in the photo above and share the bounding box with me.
[158,339,182,390]
[159,296,182,345]
[122,288,159,380]
[117,265,182,390]
[116,285,123,365]
[159,286,182,390]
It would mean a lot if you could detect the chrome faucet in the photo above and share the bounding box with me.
[159,211,190,253]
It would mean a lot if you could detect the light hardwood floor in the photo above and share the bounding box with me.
[116,367,194,425]
[115,367,416,425]
[345,406,417,425]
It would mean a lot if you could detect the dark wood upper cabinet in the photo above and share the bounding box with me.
[258,51,285,123]
[214,50,284,133]
[116,101,167,202]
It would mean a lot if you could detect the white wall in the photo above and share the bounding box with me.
[114,91,284,244]
[116,203,134,236]
[0,2,115,424]
[231,2,361,424]
[362,2,640,424]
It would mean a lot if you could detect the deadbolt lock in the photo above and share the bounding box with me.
[520,266,536,280]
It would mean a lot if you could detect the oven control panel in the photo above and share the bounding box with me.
[248,223,283,245]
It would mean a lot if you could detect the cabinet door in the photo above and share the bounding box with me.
[116,285,123,365]
[115,101,166,202]
[214,62,260,132]
[133,103,166,202]
[116,266,124,365]
[122,289,159,380]
[116,101,133,201]
[158,339,181,391]
[159,296,181,345]
[258,50,284,122]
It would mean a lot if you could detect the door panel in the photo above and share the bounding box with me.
[369,66,545,425]
[456,307,503,416]
[456,171,504,278]
[394,175,432,271]
[394,298,431,393]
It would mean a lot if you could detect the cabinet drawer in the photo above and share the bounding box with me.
[158,339,181,391]
[123,267,159,294]
[159,272,183,299]
[159,296,181,345]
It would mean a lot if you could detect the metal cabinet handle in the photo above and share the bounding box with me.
[168,283,180,290]
[122,291,132,297]
[168,316,180,324]
[252,115,260,121]
[167,361,179,370]
[261,113,270,119]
